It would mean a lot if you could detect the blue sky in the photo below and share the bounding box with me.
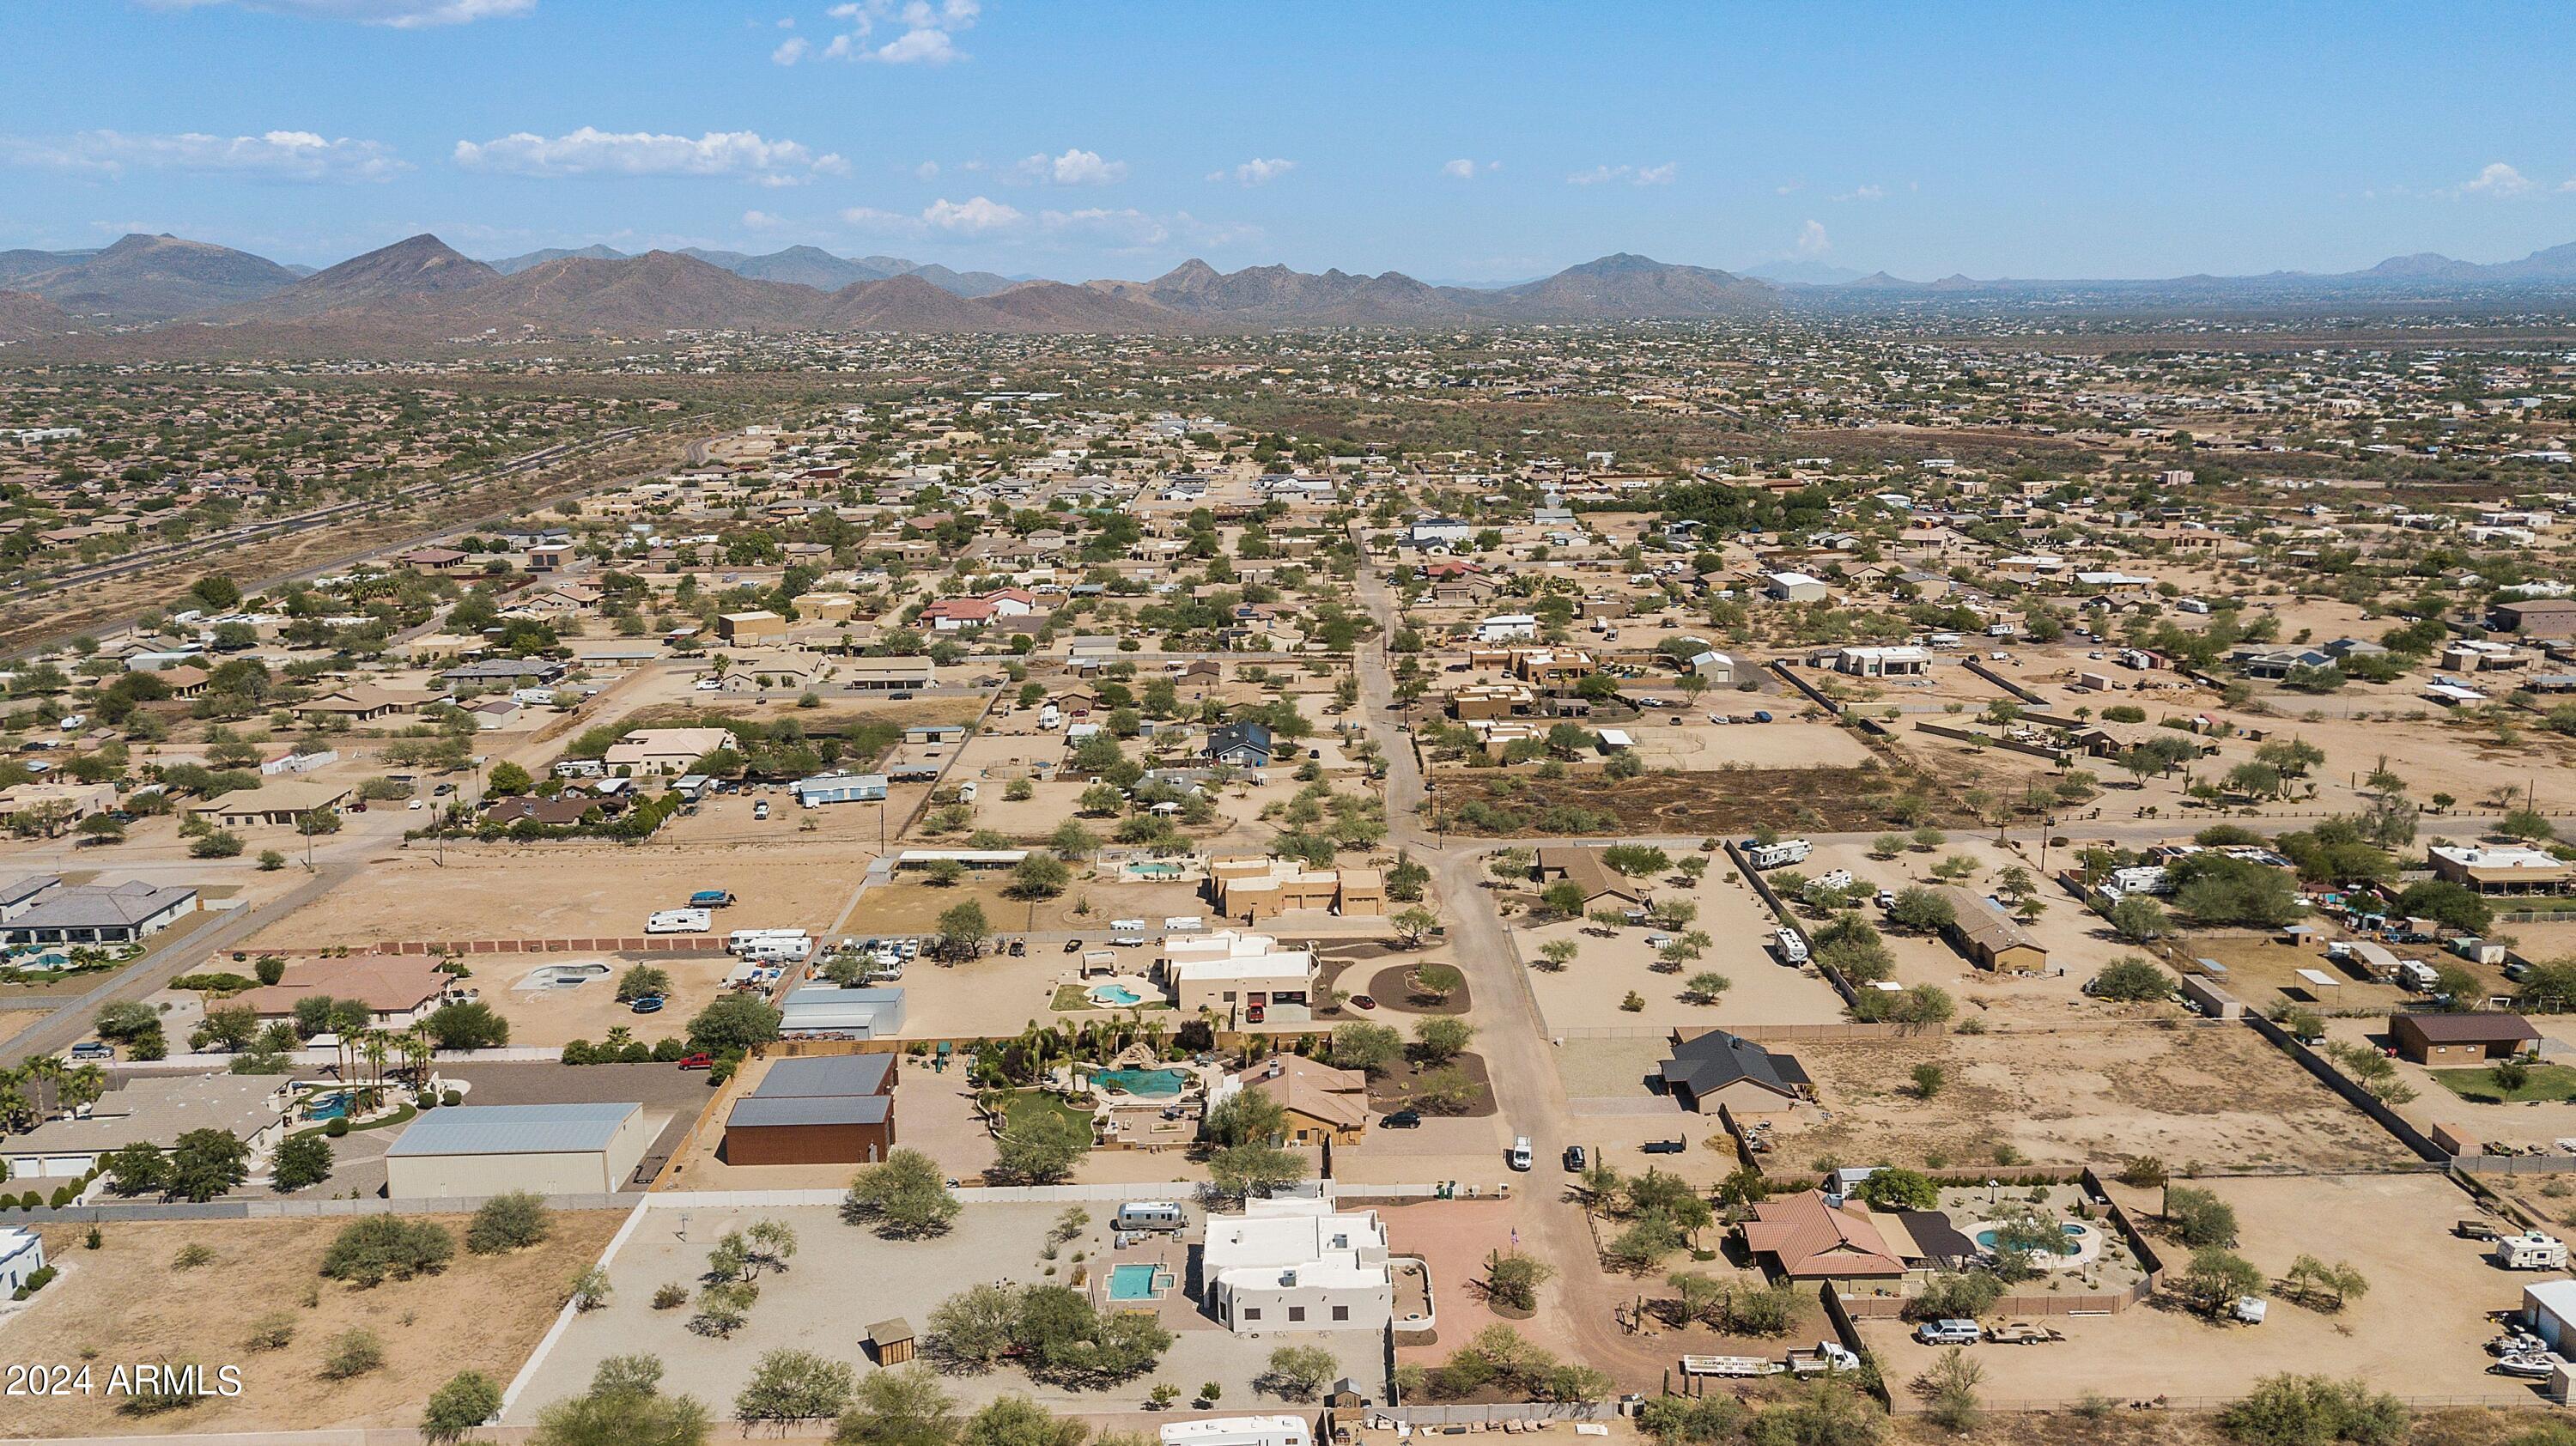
[5,0,2574,283]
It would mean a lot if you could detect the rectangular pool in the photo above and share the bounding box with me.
[1108,1263,1160,1301]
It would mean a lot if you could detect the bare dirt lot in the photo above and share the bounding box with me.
[1,1211,622,1436]
[243,841,873,947]
[489,951,738,1048]
[1868,1173,2534,1409]
[1764,1024,2414,1174]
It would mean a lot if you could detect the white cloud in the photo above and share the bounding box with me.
[742,209,790,230]
[1568,162,1675,187]
[1012,148,1127,185]
[771,35,808,64]
[1794,219,1831,256]
[0,128,410,183]
[1206,157,1296,185]
[810,0,976,64]
[1835,184,1886,202]
[2462,161,2535,198]
[1441,158,1498,179]
[452,127,848,183]
[137,0,531,25]
[913,160,939,180]
[1775,180,1805,195]
[921,195,1023,232]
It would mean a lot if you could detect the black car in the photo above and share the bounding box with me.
[1563,1145,1587,1172]
[1382,1109,1423,1128]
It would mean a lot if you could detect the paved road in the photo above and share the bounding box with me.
[0,861,355,1068]
[1346,537,1673,1379]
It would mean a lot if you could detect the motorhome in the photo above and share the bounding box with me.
[1742,838,1813,870]
[1773,928,1810,965]
[646,908,712,934]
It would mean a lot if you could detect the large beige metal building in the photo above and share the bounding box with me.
[383,1102,652,1198]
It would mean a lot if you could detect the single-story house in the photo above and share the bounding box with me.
[1741,1190,1909,1287]
[1936,888,2048,971]
[185,780,351,829]
[1657,1028,1810,1115]
[2391,1012,2540,1066]
[2,1075,294,1181]
[0,878,199,946]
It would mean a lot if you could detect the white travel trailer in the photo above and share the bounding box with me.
[1742,838,1813,870]
[1159,1420,1313,1446]
[2497,1233,2572,1271]
[646,908,711,934]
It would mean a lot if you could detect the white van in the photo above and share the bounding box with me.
[1509,1136,1533,1171]
[1114,1200,1188,1234]
[646,908,711,934]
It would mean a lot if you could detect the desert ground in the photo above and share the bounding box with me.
[1866,1173,2533,1409]
[1759,1023,2415,1174]
[0,1211,622,1437]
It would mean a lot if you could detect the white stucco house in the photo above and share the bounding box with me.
[1200,1196,1427,1334]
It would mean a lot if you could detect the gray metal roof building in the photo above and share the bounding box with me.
[384,1101,653,1198]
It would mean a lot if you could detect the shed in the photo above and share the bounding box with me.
[869,1318,916,1365]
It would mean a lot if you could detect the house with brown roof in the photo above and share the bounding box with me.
[1741,1190,1910,1289]
[2391,1012,2539,1066]
[235,955,458,1029]
[1534,846,1648,909]
[1936,887,2048,971]
[1234,1055,1370,1145]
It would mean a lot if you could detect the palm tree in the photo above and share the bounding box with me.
[0,1069,31,1133]
[64,1063,105,1115]
[22,1055,65,1120]
[400,1025,433,1091]
[359,1030,392,1094]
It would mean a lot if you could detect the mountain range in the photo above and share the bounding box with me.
[7,232,2576,347]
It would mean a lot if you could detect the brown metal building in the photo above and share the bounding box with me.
[722,1054,897,1166]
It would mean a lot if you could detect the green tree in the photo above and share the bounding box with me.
[1263,1344,1343,1400]
[686,994,782,1055]
[2089,957,2173,1001]
[734,1349,856,1431]
[835,1366,961,1446]
[422,1370,504,1446]
[2217,1375,2405,1446]
[843,1149,960,1237]
[1858,1167,1940,1212]
[271,1133,333,1192]
[1412,1015,1474,1064]
[2173,1246,2265,1318]
[2163,1185,2240,1248]
[167,1127,251,1202]
[1330,1022,1405,1075]
[467,1190,554,1255]
[993,1105,1091,1184]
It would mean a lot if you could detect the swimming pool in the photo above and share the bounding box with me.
[1126,861,1184,878]
[1091,1066,1188,1099]
[301,1091,350,1121]
[1108,1264,1161,1301]
[1090,984,1145,1007]
[1975,1222,2087,1255]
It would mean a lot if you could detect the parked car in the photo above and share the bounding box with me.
[1006,938,1026,957]
[1382,1109,1423,1128]
[408,799,425,810]
[1508,1136,1533,1170]
[1064,939,1083,953]
[1245,1003,1266,1024]
[629,995,666,1014]
[677,1053,714,1071]
[69,1041,112,1060]
[1563,1145,1587,1172]
[1350,994,1376,1011]
[1917,1320,1982,1346]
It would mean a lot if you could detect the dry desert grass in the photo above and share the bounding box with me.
[4,1210,621,1436]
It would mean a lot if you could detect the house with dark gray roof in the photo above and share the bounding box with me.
[0,878,199,945]
[1657,1028,1811,1115]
